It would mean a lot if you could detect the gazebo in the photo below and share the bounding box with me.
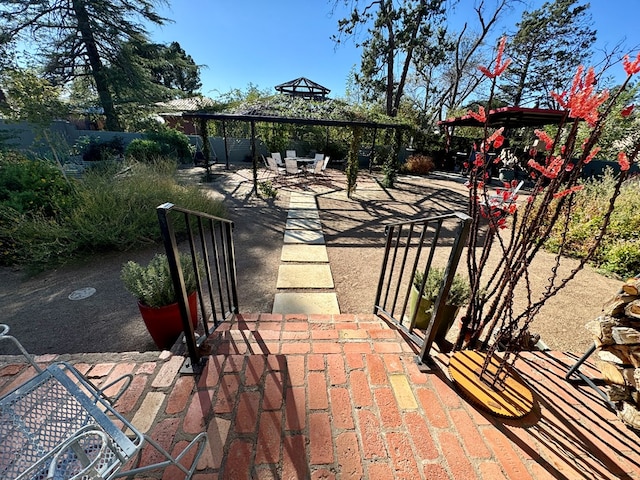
[274,77,330,100]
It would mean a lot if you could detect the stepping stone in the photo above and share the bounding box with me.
[272,292,340,314]
[288,203,317,210]
[287,210,320,219]
[281,244,329,262]
[285,218,322,230]
[276,264,334,288]
[284,230,325,244]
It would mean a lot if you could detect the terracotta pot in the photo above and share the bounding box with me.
[138,292,198,350]
[409,285,460,339]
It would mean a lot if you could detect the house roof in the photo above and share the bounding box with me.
[274,77,330,99]
[155,96,217,112]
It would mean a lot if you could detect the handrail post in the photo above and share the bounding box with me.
[419,214,471,364]
[157,203,201,370]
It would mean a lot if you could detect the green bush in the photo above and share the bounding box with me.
[147,127,192,162]
[0,151,75,217]
[125,139,164,163]
[79,136,125,162]
[544,169,640,278]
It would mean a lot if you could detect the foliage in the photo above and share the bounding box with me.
[121,252,200,308]
[543,169,640,278]
[146,127,192,162]
[0,68,70,125]
[124,128,191,163]
[334,0,448,117]
[0,159,226,271]
[0,151,75,217]
[77,136,125,162]
[0,0,169,130]
[126,139,164,163]
[258,180,278,199]
[413,267,471,307]
[500,0,596,107]
[404,154,435,175]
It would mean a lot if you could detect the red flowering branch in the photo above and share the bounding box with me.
[478,36,511,79]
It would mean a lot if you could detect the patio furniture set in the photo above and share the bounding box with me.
[264,150,330,178]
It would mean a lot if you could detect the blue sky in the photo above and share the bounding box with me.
[147,0,640,99]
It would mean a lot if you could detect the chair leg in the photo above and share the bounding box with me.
[115,432,208,479]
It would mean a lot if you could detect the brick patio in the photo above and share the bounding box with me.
[1,313,639,479]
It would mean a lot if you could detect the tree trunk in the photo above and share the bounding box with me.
[72,0,121,131]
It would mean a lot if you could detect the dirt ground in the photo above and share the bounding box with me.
[0,163,622,355]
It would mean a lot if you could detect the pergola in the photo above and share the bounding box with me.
[181,112,407,193]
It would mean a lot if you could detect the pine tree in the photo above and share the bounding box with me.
[500,0,596,108]
[0,0,169,131]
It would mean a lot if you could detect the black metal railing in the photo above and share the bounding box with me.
[373,211,471,364]
[157,203,239,372]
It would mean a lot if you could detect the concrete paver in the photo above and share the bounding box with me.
[285,218,322,230]
[272,292,340,314]
[276,264,334,288]
[283,230,325,244]
[280,244,329,262]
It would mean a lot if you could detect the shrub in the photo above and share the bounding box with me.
[146,127,192,163]
[80,136,125,162]
[404,154,435,175]
[0,151,75,217]
[544,169,640,278]
[125,139,164,163]
[0,159,226,271]
[413,267,471,307]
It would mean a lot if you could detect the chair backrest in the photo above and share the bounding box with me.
[284,158,300,175]
[261,154,269,168]
[314,153,324,162]
[322,156,330,170]
[312,159,324,174]
[286,150,297,159]
[271,152,283,166]
[266,157,281,175]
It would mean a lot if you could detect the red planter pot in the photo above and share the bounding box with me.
[138,292,198,350]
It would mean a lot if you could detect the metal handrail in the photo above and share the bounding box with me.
[157,203,238,372]
[373,211,471,364]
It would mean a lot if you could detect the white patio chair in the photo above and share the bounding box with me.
[271,152,284,166]
[322,156,330,171]
[285,150,297,159]
[309,158,325,176]
[0,324,208,480]
[267,157,286,175]
[284,158,303,176]
[314,153,324,163]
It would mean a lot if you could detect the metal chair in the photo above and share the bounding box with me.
[284,158,303,176]
[0,324,208,480]
[285,150,297,159]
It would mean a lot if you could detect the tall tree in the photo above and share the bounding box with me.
[334,0,448,117]
[0,0,169,131]
[500,0,596,107]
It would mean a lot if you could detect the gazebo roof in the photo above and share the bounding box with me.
[274,77,330,99]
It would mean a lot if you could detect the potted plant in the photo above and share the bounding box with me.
[121,253,200,350]
[409,267,471,340]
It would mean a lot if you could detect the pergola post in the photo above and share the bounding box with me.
[222,120,230,169]
[369,127,378,173]
[250,120,258,194]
